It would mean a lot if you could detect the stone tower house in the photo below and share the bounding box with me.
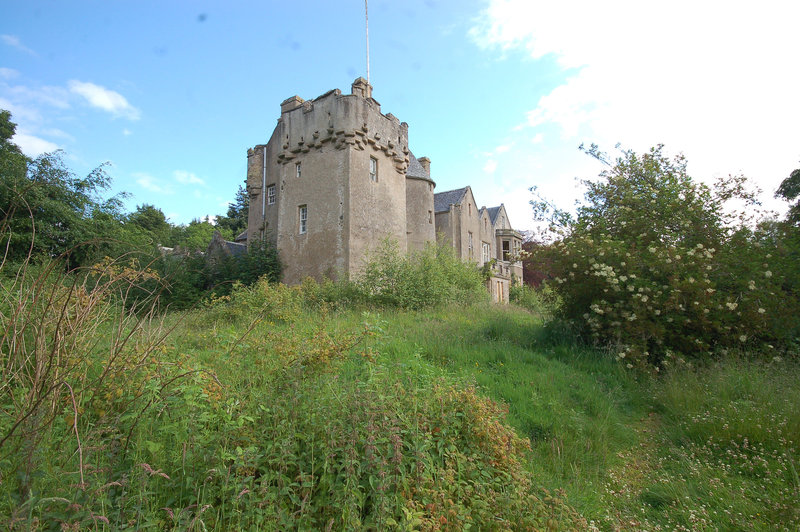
[244,78,522,297]
[245,78,435,284]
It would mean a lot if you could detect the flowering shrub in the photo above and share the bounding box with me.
[535,145,800,366]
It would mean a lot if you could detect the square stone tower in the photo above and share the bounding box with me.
[246,78,436,284]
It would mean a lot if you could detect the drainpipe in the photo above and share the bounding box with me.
[261,146,267,242]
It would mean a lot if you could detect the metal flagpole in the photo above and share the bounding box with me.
[365,0,370,84]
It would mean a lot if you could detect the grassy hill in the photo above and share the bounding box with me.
[0,267,797,530]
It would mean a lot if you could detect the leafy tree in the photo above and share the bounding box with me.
[0,114,130,267]
[170,218,232,251]
[215,184,248,236]
[0,110,27,183]
[128,203,172,246]
[776,166,800,225]
[533,145,798,365]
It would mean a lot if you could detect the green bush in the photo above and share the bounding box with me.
[355,239,487,309]
[509,282,560,318]
[534,145,800,365]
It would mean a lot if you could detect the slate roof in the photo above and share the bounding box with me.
[225,241,247,257]
[486,206,502,225]
[406,151,431,181]
[434,187,469,213]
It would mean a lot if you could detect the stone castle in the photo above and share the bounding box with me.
[243,78,522,302]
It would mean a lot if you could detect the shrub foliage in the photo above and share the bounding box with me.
[533,145,800,365]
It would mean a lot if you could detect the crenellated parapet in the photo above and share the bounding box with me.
[274,80,409,175]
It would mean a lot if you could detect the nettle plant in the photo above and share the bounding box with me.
[537,145,795,366]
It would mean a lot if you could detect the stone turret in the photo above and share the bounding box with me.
[351,77,373,99]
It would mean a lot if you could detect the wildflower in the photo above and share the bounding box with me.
[764,270,773,278]
[654,309,661,316]
[748,280,756,290]
[626,363,633,369]
[758,308,765,314]
[648,247,657,253]
[688,277,695,283]
[726,302,738,310]
[739,334,747,342]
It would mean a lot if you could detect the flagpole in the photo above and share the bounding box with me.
[365,0,370,84]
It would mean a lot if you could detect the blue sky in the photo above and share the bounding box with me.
[2,0,799,229]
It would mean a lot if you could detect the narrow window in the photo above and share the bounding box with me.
[267,185,276,205]
[484,218,488,230]
[502,240,510,261]
[482,242,490,264]
[428,210,433,224]
[468,231,474,260]
[299,204,307,234]
[295,162,301,178]
[369,156,378,182]
[468,203,471,216]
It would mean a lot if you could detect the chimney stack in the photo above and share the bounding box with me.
[351,77,373,99]
[418,156,431,174]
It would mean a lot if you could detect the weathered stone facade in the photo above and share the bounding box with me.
[433,187,523,303]
[245,78,523,296]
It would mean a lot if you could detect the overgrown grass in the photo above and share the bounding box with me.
[2,262,797,529]
[601,357,800,530]
[0,274,582,529]
[375,305,648,518]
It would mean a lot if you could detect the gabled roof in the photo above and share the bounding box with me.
[406,151,430,180]
[434,187,469,213]
[486,205,502,225]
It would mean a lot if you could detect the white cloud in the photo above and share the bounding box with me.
[483,159,498,174]
[530,133,543,144]
[68,80,140,120]
[12,131,59,156]
[0,67,19,80]
[134,173,173,194]
[495,144,511,154]
[1,35,37,56]
[173,170,206,186]
[8,84,71,109]
[470,0,800,210]
[122,128,132,136]
[40,128,73,141]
